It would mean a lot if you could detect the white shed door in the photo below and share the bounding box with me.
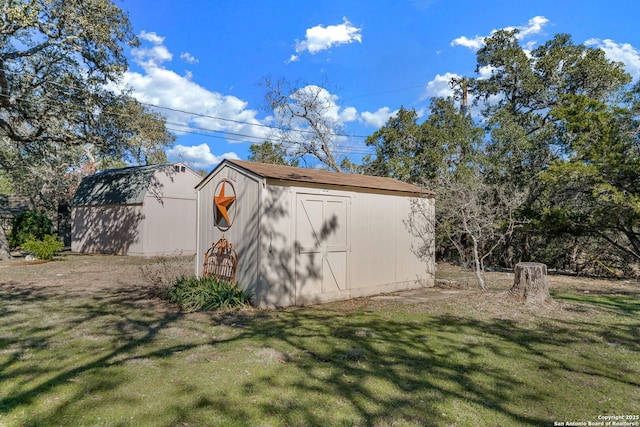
[295,194,349,302]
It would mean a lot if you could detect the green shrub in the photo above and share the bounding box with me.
[9,211,52,248]
[22,234,64,260]
[167,275,252,311]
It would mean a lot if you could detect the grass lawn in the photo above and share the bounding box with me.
[0,256,639,426]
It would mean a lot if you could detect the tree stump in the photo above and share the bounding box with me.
[507,262,552,304]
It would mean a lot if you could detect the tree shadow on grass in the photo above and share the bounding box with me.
[1,280,639,426]
[281,313,632,424]
[0,281,187,417]
[157,304,639,426]
[555,292,640,316]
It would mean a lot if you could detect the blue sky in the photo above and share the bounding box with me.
[119,0,640,171]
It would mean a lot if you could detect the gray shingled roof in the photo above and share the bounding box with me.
[71,164,168,207]
[224,159,434,196]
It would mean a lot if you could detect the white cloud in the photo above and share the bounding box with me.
[476,65,494,80]
[450,35,485,51]
[138,30,165,44]
[124,32,271,145]
[131,44,172,67]
[293,17,362,58]
[360,107,398,128]
[585,38,640,81]
[166,144,239,170]
[424,72,459,98]
[179,52,199,64]
[507,16,549,39]
[451,15,549,51]
[131,31,172,67]
[340,106,358,123]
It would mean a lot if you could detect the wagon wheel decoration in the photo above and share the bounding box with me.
[213,179,237,231]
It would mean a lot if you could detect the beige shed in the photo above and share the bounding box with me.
[196,159,436,307]
[71,163,201,256]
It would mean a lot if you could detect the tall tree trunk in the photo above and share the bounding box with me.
[462,209,488,292]
[470,234,488,291]
[0,226,11,260]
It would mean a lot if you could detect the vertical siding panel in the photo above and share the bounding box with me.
[350,192,397,289]
[260,184,295,307]
[196,165,260,295]
[195,188,202,276]
[395,196,411,283]
[141,196,197,256]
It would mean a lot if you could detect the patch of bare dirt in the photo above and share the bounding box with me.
[0,253,194,310]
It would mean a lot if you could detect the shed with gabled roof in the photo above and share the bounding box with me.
[71,163,201,256]
[196,159,436,307]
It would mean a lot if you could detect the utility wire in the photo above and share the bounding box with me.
[145,102,369,139]
[0,92,375,155]
[2,68,419,156]
[166,122,374,155]
[1,68,370,139]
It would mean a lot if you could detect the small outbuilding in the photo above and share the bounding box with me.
[196,159,436,307]
[71,163,201,256]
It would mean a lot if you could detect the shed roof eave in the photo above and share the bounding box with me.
[195,159,266,191]
[264,177,434,198]
[212,159,435,197]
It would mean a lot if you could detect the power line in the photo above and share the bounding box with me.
[0,91,375,155]
[166,122,375,155]
[146,102,369,139]
[1,68,370,140]
[0,68,387,156]
[163,119,375,154]
[165,121,267,142]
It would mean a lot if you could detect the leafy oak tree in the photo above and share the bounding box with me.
[0,0,174,259]
[468,30,633,270]
[542,90,640,267]
[365,31,640,280]
[471,31,630,200]
[362,107,423,182]
[364,99,482,185]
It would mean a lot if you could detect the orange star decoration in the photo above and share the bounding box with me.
[214,180,236,229]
